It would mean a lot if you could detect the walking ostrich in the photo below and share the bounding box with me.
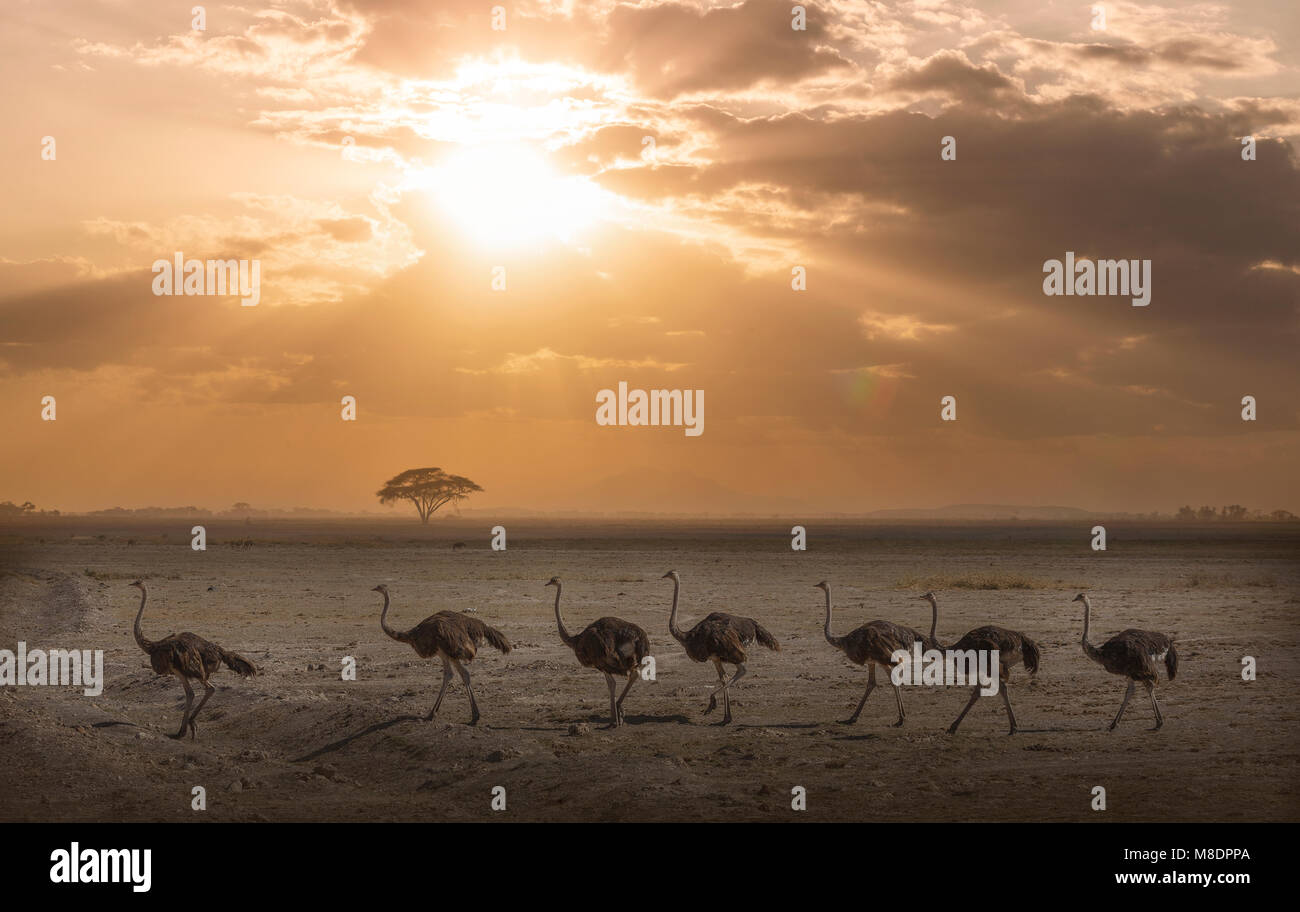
[662,570,779,725]
[373,584,511,725]
[547,577,650,728]
[919,591,1041,735]
[129,580,256,740]
[1075,593,1177,730]
[815,581,937,726]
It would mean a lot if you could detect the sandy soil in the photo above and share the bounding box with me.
[1,518,1296,822]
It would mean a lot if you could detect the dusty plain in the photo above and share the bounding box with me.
[1,518,1296,822]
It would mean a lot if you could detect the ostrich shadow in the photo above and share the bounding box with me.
[933,722,1110,735]
[291,714,423,763]
[1011,723,1130,734]
[516,712,692,732]
[829,731,889,742]
[618,712,691,726]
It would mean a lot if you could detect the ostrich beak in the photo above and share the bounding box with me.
[371,585,382,592]
[661,571,673,579]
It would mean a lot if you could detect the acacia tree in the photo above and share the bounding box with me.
[376,468,483,523]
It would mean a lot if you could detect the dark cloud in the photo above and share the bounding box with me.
[887,51,1021,106]
[567,94,1300,440]
[599,0,853,97]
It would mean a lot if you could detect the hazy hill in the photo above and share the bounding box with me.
[865,504,1099,520]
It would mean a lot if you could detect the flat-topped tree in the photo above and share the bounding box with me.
[376,467,483,524]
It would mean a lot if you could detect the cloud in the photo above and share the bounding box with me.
[859,312,957,341]
[76,194,418,306]
[599,0,855,97]
[457,347,689,375]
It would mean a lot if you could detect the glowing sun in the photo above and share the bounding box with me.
[425,144,611,248]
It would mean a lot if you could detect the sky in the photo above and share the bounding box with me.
[1,0,1297,516]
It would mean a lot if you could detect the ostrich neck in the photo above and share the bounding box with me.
[553,585,576,648]
[132,588,152,652]
[668,579,686,644]
[928,598,938,644]
[821,589,844,649]
[1081,598,1102,662]
[379,591,407,643]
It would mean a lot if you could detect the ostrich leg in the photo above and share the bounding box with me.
[948,686,981,734]
[719,663,746,725]
[705,659,726,714]
[170,676,195,740]
[604,672,619,728]
[890,681,906,727]
[426,658,453,721]
[842,663,878,725]
[187,678,216,737]
[453,659,480,725]
[720,667,731,723]
[1109,681,1135,731]
[999,681,1018,735]
[615,672,637,723]
[1145,681,1164,730]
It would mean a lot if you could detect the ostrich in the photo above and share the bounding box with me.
[373,583,511,725]
[815,581,936,726]
[662,570,779,725]
[129,580,256,739]
[919,591,1041,735]
[1075,593,1177,731]
[547,577,650,728]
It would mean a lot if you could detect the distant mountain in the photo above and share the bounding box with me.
[554,472,1102,519]
[864,504,1099,520]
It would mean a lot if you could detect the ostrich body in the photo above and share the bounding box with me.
[547,577,650,728]
[920,591,1041,734]
[129,580,256,739]
[663,570,779,725]
[373,584,511,725]
[1075,594,1177,730]
[816,582,937,726]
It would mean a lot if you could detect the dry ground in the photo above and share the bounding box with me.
[1,519,1296,822]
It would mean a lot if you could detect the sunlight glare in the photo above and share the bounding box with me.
[425,144,610,248]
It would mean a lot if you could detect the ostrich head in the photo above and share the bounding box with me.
[662,570,679,581]
[916,591,936,602]
[372,584,388,594]
[813,581,828,591]
[545,577,560,587]
[128,580,144,590]
[1072,592,1087,604]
